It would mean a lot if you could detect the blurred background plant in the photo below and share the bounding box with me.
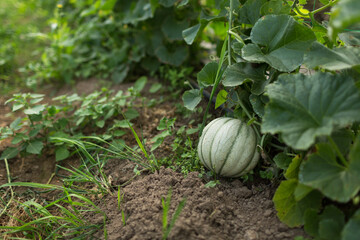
[0,0,56,94]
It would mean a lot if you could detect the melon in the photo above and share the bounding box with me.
[198,117,259,177]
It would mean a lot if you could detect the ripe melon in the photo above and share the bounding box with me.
[198,117,259,177]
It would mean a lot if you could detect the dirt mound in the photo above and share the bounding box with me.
[92,167,305,240]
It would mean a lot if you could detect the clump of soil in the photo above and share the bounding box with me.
[90,166,305,240]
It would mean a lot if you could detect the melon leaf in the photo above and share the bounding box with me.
[262,72,360,150]
[242,15,316,72]
[299,140,360,203]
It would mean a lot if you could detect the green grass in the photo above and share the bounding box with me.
[0,134,153,239]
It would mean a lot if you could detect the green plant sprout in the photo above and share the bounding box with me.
[161,189,186,240]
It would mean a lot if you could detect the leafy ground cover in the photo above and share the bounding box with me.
[1,0,360,239]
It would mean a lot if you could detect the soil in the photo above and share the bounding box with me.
[0,79,307,239]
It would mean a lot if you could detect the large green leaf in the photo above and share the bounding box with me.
[342,209,360,240]
[182,89,202,111]
[120,0,153,24]
[299,141,360,203]
[273,179,322,227]
[161,14,189,41]
[260,0,291,16]
[182,24,201,45]
[24,105,45,115]
[182,9,226,45]
[318,205,345,240]
[329,0,360,40]
[155,45,188,66]
[238,0,267,25]
[242,15,316,72]
[197,62,218,87]
[339,23,360,47]
[222,62,268,95]
[262,72,360,150]
[0,147,19,160]
[304,42,360,70]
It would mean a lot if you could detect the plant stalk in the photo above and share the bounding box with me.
[228,0,234,66]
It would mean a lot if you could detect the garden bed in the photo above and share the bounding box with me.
[0,80,306,239]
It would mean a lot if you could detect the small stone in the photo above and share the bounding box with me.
[265,229,272,235]
[244,229,258,240]
[217,191,224,198]
[239,187,253,198]
[263,209,272,217]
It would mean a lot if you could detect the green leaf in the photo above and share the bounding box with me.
[304,209,320,238]
[113,130,126,137]
[197,62,218,87]
[249,94,266,117]
[304,42,360,70]
[161,15,189,41]
[96,120,105,128]
[134,76,147,92]
[11,133,28,144]
[0,147,19,160]
[285,155,302,180]
[111,65,129,83]
[24,105,45,115]
[55,146,70,161]
[223,62,267,95]
[299,141,360,203]
[342,209,360,240]
[182,89,202,111]
[26,140,43,154]
[262,72,360,150]
[121,0,153,24]
[159,0,176,7]
[183,24,201,45]
[318,205,345,240]
[29,124,43,138]
[273,179,322,227]
[242,15,316,72]
[329,0,360,40]
[10,118,22,130]
[124,108,139,120]
[339,24,360,46]
[331,129,354,155]
[215,90,228,109]
[114,120,133,128]
[273,153,292,170]
[12,103,24,112]
[155,46,188,66]
[260,0,291,15]
[100,0,117,11]
[294,184,313,201]
[238,0,267,25]
[149,83,162,93]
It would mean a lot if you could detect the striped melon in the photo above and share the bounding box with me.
[198,117,259,177]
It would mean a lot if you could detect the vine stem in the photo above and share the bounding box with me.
[327,136,348,167]
[228,0,234,66]
[311,0,339,15]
